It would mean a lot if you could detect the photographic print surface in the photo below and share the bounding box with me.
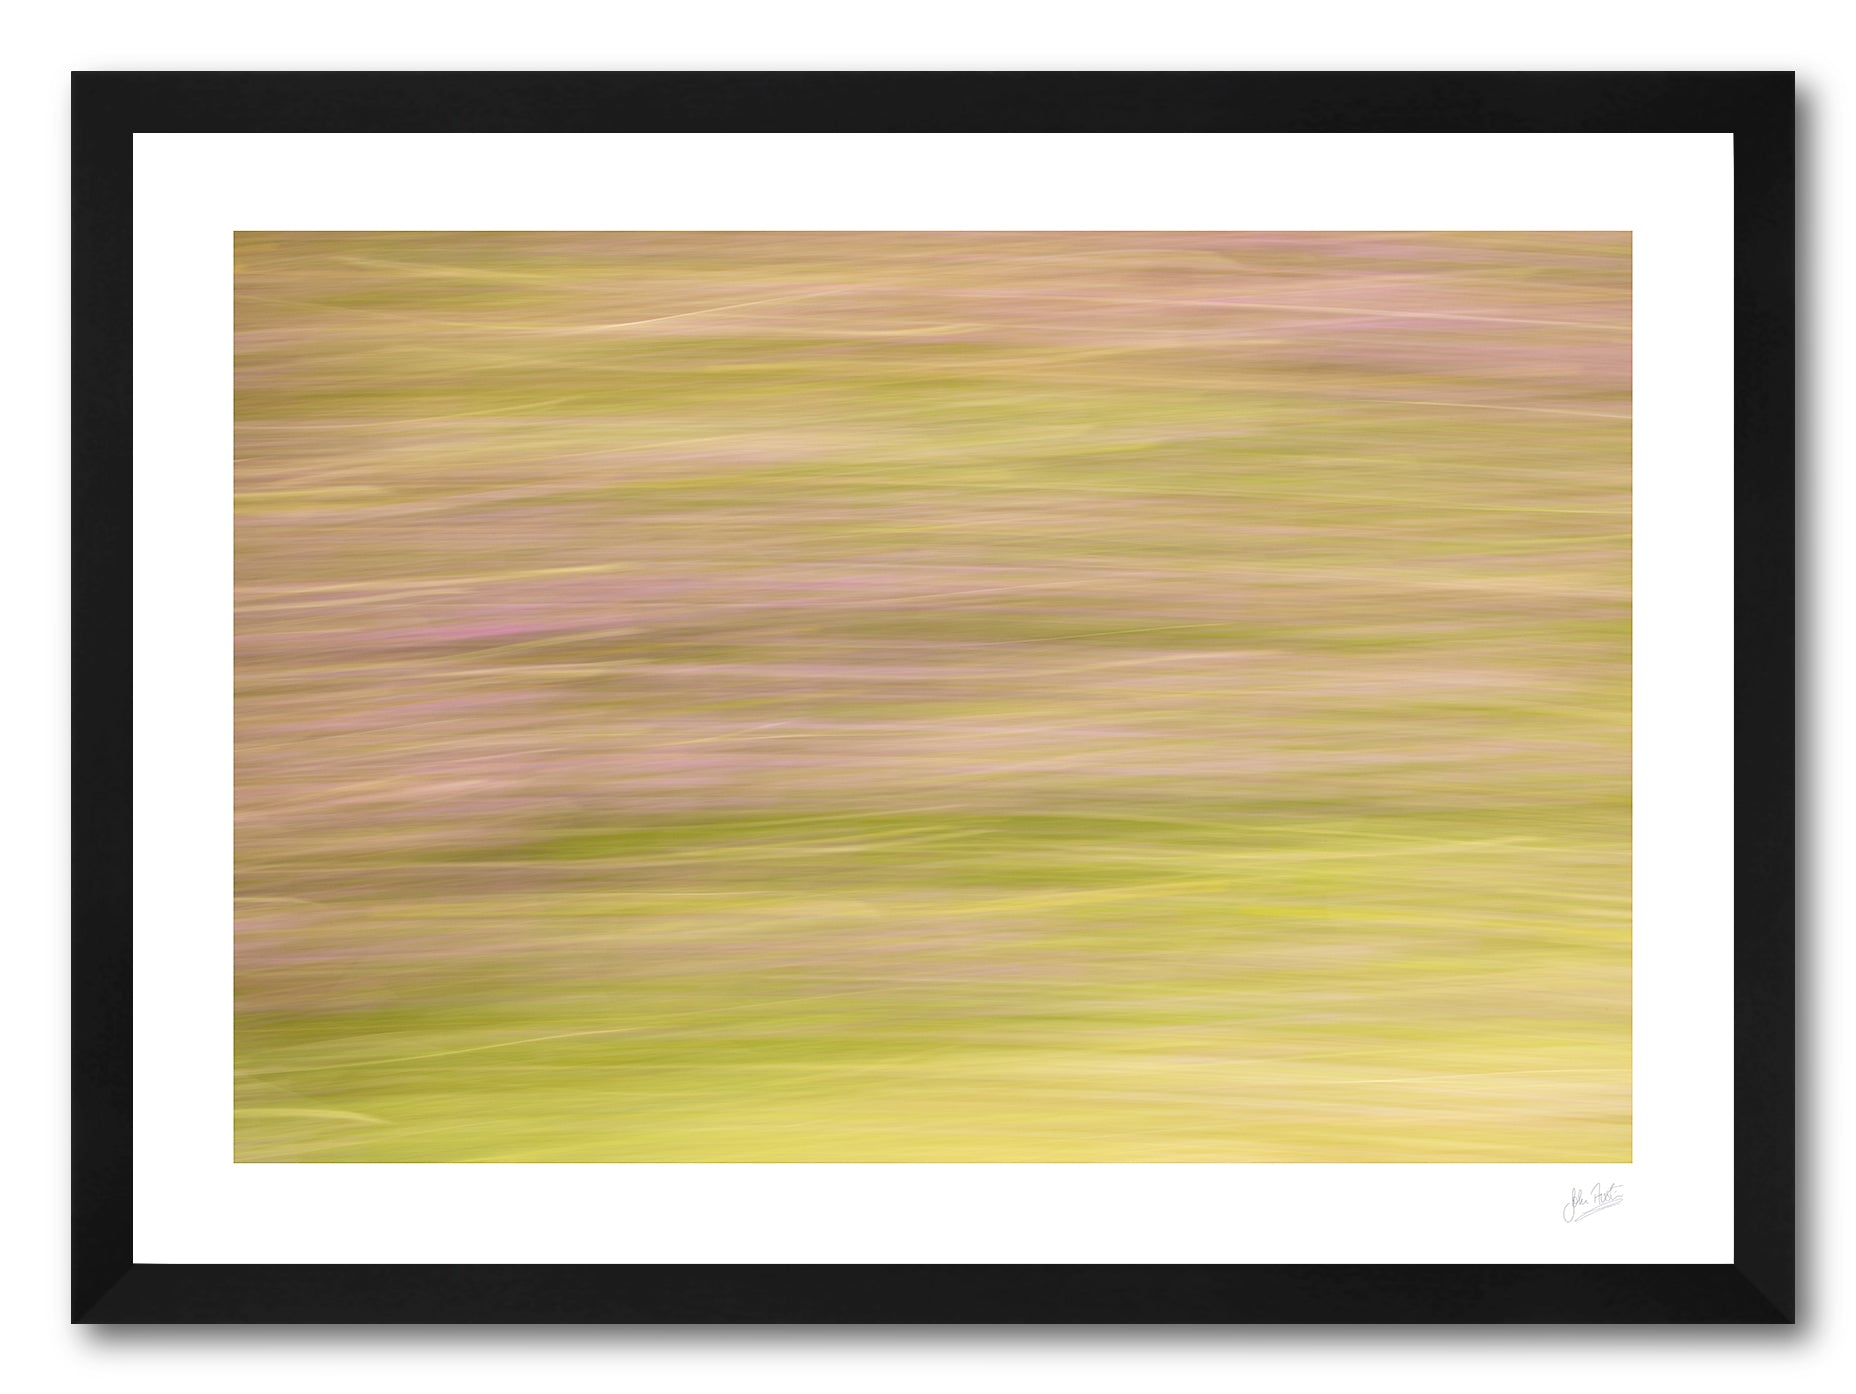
[234,231,1630,1163]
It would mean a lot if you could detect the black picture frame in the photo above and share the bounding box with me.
[72,70,1795,1324]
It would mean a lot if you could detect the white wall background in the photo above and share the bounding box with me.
[3,3,1841,1389]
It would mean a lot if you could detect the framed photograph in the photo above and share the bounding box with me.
[73,71,1794,1322]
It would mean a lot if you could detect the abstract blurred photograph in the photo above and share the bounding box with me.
[234,231,1630,1163]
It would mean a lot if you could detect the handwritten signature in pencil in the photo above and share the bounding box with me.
[1563,1182,1625,1222]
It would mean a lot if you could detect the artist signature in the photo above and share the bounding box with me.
[1563,1182,1625,1222]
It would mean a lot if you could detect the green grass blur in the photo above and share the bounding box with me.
[235,232,1630,1161]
